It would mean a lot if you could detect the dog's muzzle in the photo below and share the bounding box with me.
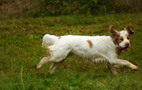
[121,43,130,51]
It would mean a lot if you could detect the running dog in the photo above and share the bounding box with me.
[35,25,138,75]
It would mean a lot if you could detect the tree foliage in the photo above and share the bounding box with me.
[0,0,142,19]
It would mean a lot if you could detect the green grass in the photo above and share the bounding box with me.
[0,13,142,90]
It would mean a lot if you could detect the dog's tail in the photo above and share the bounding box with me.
[42,34,58,48]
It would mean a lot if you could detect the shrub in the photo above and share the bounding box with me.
[0,0,142,19]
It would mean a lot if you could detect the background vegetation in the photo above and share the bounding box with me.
[0,0,142,19]
[0,0,142,90]
[0,14,142,89]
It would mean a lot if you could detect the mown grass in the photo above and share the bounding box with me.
[0,13,142,90]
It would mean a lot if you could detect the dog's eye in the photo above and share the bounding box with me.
[127,37,130,40]
[120,38,124,41]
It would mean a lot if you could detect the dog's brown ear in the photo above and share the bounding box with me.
[109,25,119,39]
[126,26,134,36]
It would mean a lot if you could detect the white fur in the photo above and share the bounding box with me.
[43,35,115,62]
[36,30,138,74]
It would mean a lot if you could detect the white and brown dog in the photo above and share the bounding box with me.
[35,25,138,75]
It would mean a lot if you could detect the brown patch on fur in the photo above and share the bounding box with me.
[126,26,134,36]
[115,47,122,56]
[109,25,120,39]
[126,34,128,37]
[126,34,131,40]
[116,36,123,44]
[87,40,93,48]
[58,37,61,39]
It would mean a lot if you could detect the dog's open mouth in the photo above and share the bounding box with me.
[122,46,129,51]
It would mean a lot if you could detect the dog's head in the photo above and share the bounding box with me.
[109,25,134,51]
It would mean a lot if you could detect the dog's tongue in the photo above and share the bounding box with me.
[123,47,129,51]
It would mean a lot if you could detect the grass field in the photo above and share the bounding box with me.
[0,13,142,90]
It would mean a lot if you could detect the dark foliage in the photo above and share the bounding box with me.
[0,0,142,19]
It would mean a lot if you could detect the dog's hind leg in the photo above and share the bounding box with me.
[47,48,71,74]
[35,47,71,72]
[35,57,51,71]
[48,60,64,74]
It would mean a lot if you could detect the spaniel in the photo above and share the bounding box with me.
[35,25,138,75]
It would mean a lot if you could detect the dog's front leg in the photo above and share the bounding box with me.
[112,59,138,70]
[107,63,117,75]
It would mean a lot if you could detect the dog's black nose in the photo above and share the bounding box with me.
[126,43,129,47]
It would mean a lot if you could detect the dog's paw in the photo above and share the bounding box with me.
[132,65,139,71]
[34,65,38,71]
